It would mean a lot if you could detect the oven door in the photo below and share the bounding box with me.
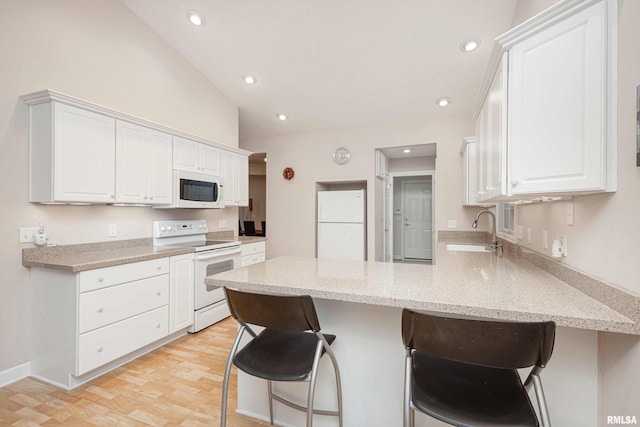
[193,247,241,310]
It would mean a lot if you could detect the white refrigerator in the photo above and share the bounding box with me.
[317,189,366,261]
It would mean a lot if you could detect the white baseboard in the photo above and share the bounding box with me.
[0,362,31,387]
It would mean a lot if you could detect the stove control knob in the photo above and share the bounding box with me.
[198,224,203,229]
[166,226,172,231]
[160,226,166,232]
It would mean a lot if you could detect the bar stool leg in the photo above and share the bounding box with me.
[267,380,274,425]
[306,341,324,427]
[403,350,413,427]
[324,345,343,427]
[221,326,246,427]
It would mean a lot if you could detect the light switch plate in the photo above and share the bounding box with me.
[447,220,457,228]
[20,227,38,243]
[542,230,548,249]
[567,203,575,226]
[516,226,524,240]
[219,219,228,228]
[108,224,117,237]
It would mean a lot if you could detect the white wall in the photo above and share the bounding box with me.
[0,0,239,375]
[511,0,640,423]
[241,115,478,261]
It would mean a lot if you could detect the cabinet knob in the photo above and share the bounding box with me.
[97,346,103,353]
[156,323,161,329]
[149,196,153,200]
[156,290,161,296]
[143,196,148,200]
[97,307,104,313]
[98,277,104,283]
[110,194,115,198]
[156,266,162,270]
[512,180,519,187]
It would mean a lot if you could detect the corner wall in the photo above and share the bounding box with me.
[0,0,238,376]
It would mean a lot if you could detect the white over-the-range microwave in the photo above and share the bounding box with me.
[156,170,225,209]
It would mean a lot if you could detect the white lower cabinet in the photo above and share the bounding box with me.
[241,241,266,266]
[169,253,194,333]
[30,256,191,389]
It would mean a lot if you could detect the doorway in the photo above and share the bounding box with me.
[240,153,266,236]
[391,175,434,263]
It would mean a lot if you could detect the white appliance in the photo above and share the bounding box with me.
[152,219,241,332]
[317,189,366,261]
[156,170,224,209]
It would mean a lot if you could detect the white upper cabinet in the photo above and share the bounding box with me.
[115,121,172,205]
[505,0,613,195]
[30,102,116,203]
[221,151,249,206]
[476,54,508,202]
[472,0,617,201]
[461,137,490,206]
[173,136,222,176]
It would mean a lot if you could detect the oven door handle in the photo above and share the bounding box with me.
[195,248,241,260]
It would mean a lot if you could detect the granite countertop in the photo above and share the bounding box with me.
[23,239,194,272]
[22,234,266,272]
[205,243,638,335]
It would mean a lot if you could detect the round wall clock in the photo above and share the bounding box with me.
[333,147,351,165]
[282,167,295,180]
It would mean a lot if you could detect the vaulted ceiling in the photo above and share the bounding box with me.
[123,1,518,140]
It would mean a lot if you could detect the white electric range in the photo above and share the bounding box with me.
[153,219,241,333]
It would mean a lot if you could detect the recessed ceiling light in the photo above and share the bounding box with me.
[461,39,480,52]
[186,10,205,26]
[277,114,288,121]
[436,97,451,107]
[403,149,412,153]
[243,75,257,84]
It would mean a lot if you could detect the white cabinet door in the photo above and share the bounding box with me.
[222,151,248,206]
[147,130,172,205]
[235,154,249,206]
[169,254,194,334]
[508,1,608,195]
[173,136,200,172]
[461,137,485,206]
[116,123,172,205]
[53,103,115,203]
[173,136,221,176]
[475,54,508,202]
[115,121,147,204]
[200,144,222,175]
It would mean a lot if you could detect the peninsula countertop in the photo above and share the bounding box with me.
[205,247,638,335]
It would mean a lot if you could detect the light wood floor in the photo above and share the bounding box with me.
[0,318,270,426]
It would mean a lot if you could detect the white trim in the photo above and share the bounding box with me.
[20,89,251,156]
[0,362,31,387]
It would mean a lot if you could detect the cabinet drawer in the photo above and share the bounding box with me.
[77,306,169,375]
[79,275,169,334]
[79,258,170,293]
[241,242,265,256]
[241,252,266,267]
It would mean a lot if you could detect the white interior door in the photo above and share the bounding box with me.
[403,180,432,260]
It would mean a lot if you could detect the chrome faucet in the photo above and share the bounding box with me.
[472,210,503,257]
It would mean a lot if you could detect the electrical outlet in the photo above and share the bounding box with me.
[108,224,117,237]
[19,227,38,243]
[447,220,457,229]
[219,219,228,228]
[567,203,575,226]
[527,228,532,244]
[516,226,524,240]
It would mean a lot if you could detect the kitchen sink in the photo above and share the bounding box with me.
[445,243,492,253]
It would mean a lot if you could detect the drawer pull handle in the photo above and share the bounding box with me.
[97,346,103,353]
[98,277,104,283]
[97,307,104,313]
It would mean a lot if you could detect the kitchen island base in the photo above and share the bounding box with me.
[234,299,598,427]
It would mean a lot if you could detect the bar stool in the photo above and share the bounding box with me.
[220,287,343,427]
[401,309,556,427]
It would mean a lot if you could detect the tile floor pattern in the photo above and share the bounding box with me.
[0,318,270,426]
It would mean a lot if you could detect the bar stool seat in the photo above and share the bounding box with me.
[411,353,538,426]
[234,329,336,381]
